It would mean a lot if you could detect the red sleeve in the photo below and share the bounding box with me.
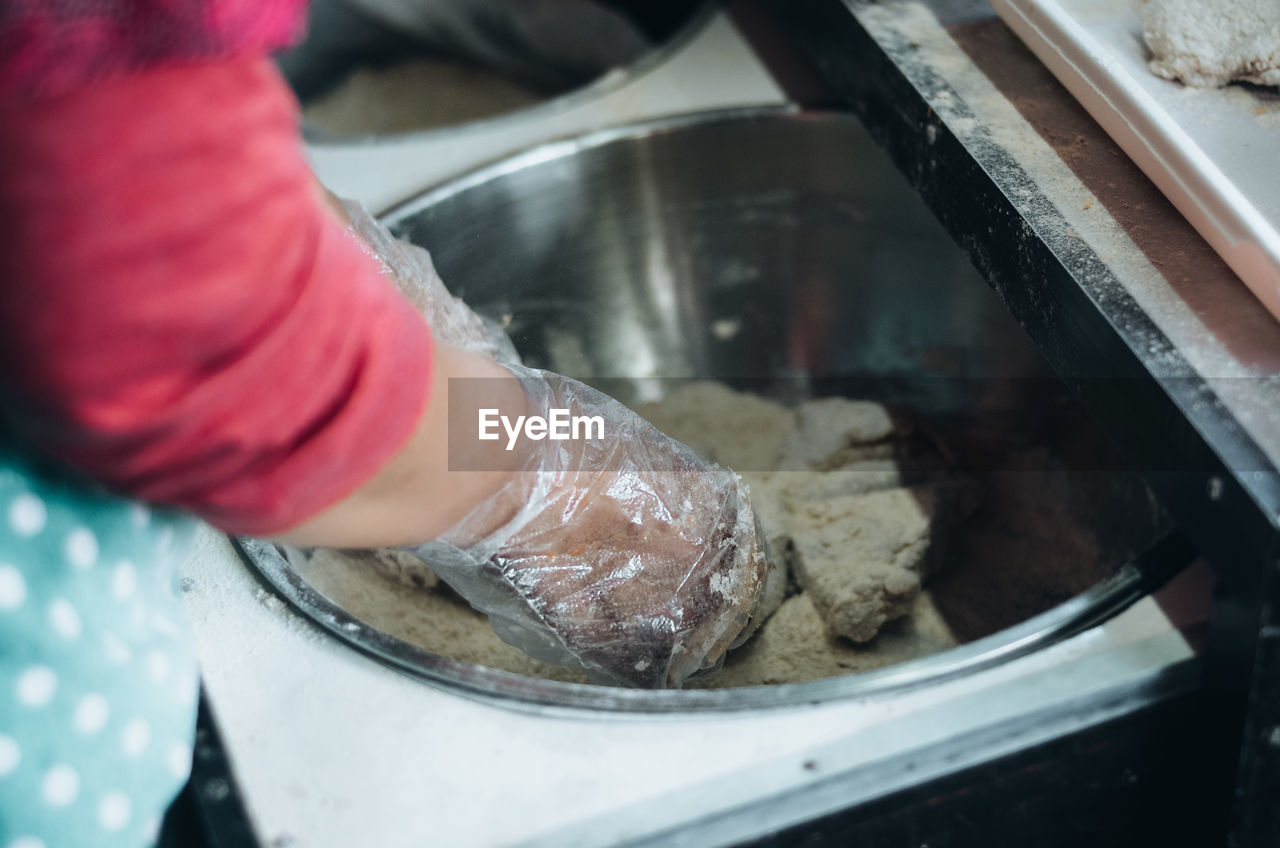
[0,56,435,536]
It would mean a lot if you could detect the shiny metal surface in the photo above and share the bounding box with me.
[238,108,1185,712]
[388,108,1047,394]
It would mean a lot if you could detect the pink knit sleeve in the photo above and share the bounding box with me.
[0,57,435,535]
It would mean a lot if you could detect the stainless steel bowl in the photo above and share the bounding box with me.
[238,108,1183,712]
[279,0,715,144]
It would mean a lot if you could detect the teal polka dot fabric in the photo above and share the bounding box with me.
[0,443,199,848]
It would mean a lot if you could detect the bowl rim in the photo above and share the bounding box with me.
[235,533,1192,715]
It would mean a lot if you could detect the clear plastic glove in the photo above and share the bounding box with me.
[404,364,776,688]
[341,198,521,365]
[330,198,776,687]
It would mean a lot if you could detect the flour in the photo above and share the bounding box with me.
[298,547,592,683]
[687,592,958,689]
[1139,0,1280,88]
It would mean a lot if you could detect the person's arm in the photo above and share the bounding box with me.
[0,56,516,543]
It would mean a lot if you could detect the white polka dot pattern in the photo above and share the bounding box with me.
[63,527,98,569]
[15,667,57,707]
[122,719,150,757]
[147,651,170,683]
[166,742,191,780]
[0,565,25,610]
[40,765,78,806]
[141,816,162,844]
[111,561,136,600]
[97,792,131,831]
[72,694,109,735]
[0,733,19,777]
[0,448,198,845]
[47,599,81,640]
[8,494,46,537]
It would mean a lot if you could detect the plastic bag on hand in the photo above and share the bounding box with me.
[333,198,773,687]
[341,198,521,365]
[404,364,778,689]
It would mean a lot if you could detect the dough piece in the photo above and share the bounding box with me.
[779,398,901,470]
[1139,0,1280,88]
[740,465,905,559]
[788,482,975,643]
[636,381,795,471]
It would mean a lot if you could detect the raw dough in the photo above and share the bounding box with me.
[778,397,899,470]
[643,385,972,644]
[1139,0,1280,88]
[788,482,976,643]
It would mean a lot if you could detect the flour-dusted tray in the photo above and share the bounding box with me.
[992,0,1280,323]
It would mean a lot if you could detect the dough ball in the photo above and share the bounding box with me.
[1140,0,1280,88]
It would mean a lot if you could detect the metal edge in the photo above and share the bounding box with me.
[528,658,1204,847]
[233,531,1195,715]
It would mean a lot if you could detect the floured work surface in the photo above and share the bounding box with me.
[988,0,1280,323]
[294,381,1165,688]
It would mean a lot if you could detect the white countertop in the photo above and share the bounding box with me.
[183,525,1195,848]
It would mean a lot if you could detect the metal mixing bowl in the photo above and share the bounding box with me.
[238,108,1184,712]
[279,0,714,144]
